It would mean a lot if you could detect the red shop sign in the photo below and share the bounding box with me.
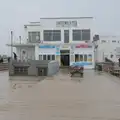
[76,44,88,48]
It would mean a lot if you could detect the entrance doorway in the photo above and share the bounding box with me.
[60,50,70,66]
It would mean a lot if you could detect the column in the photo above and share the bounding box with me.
[69,28,72,43]
[61,29,64,43]
[35,45,39,60]
[41,30,43,42]
[56,45,60,66]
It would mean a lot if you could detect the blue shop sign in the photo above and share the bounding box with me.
[39,45,55,48]
[72,62,92,66]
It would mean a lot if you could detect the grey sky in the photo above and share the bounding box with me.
[0,0,119,55]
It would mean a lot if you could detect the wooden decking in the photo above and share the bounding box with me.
[98,62,120,77]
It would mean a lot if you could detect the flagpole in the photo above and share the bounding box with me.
[19,36,21,60]
[11,31,13,60]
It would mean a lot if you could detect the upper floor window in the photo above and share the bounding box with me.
[44,30,61,41]
[72,29,90,41]
[64,30,69,43]
[112,40,116,43]
[82,29,90,40]
[28,32,40,43]
[101,40,106,43]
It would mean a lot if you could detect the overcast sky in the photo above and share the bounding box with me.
[0,0,120,55]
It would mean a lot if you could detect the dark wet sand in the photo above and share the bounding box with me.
[0,70,120,120]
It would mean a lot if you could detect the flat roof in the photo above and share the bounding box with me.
[6,43,93,47]
[40,17,93,19]
[6,43,35,47]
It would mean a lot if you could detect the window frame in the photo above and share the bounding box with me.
[43,30,61,41]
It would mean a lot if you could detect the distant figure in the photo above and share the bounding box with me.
[118,58,120,67]
[13,52,17,60]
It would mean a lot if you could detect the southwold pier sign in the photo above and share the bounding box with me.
[56,21,77,27]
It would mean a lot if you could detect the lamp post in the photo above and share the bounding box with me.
[93,35,99,69]
[11,31,13,61]
[19,36,21,60]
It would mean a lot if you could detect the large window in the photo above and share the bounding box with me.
[73,30,82,41]
[82,29,90,40]
[75,54,79,62]
[28,32,40,43]
[80,55,83,61]
[101,40,106,43]
[75,54,89,62]
[52,55,55,60]
[43,55,47,60]
[47,55,51,60]
[40,55,55,60]
[75,54,83,62]
[39,55,42,60]
[64,30,69,43]
[84,54,87,61]
[44,30,61,41]
[112,40,116,43]
[72,29,91,41]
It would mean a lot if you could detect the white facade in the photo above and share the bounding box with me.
[97,35,120,62]
[12,17,96,69]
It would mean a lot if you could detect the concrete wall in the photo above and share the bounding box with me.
[97,35,120,62]
[28,60,49,76]
[47,61,59,76]
[9,60,59,76]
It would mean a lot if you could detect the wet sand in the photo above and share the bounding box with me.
[1,69,120,119]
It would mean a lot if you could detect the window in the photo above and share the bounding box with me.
[39,55,42,60]
[64,30,69,43]
[73,30,82,41]
[52,55,55,60]
[42,55,55,60]
[112,40,116,43]
[75,54,79,62]
[82,29,90,40]
[80,55,83,61]
[75,54,83,62]
[47,55,51,60]
[28,32,40,43]
[43,55,47,60]
[88,54,92,62]
[73,29,91,41]
[84,54,87,61]
[44,30,61,41]
[101,40,106,43]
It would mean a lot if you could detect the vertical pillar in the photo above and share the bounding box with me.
[56,45,60,66]
[41,30,43,42]
[35,45,39,60]
[61,29,64,43]
[70,45,75,65]
[69,28,72,43]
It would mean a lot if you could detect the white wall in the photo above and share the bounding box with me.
[24,25,41,43]
[97,35,120,62]
[25,17,94,44]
